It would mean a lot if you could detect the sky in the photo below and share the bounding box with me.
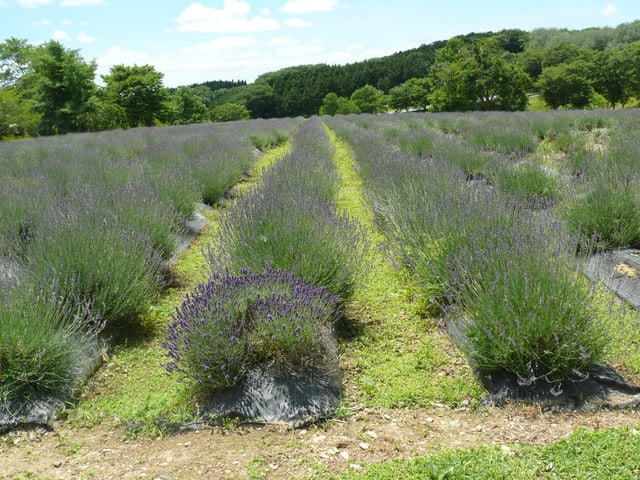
[1,0,640,88]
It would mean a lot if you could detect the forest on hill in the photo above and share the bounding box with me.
[2,20,640,139]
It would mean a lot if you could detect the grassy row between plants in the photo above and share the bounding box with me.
[325,124,482,407]
[164,116,370,403]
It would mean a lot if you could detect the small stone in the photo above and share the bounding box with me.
[350,463,362,470]
[501,445,513,456]
[359,442,370,450]
[53,461,63,468]
[311,434,327,443]
[340,451,350,461]
[364,430,377,439]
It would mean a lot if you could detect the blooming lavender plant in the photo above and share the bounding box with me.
[0,284,103,401]
[163,269,340,394]
[445,219,609,388]
[209,117,368,303]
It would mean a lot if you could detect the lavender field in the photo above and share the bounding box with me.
[1,110,640,478]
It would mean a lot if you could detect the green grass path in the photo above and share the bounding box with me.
[324,124,482,408]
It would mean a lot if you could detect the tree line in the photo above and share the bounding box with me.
[2,20,640,139]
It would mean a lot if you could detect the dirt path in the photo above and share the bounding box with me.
[2,402,639,480]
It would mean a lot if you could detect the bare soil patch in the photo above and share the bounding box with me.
[2,399,639,479]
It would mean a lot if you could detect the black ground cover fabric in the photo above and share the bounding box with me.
[585,248,640,309]
[200,362,342,428]
[478,364,640,411]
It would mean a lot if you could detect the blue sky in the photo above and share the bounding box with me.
[1,0,640,87]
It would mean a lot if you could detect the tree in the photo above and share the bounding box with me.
[589,48,634,107]
[624,41,640,99]
[429,38,530,112]
[318,92,360,115]
[103,64,168,127]
[390,77,431,112]
[517,47,546,82]
[389,84,412,112]
[210,103,250,122]
[0,87,40,139]
[350,85,387,114]
[74,94,127,132]
[170,86,209,124]
[242,83,280,118]
[538,60,594,109]
[23,41,96,135]
[0,37,34,87]
[541,41,590,67]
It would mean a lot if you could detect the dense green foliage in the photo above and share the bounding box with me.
[3,21,640,137]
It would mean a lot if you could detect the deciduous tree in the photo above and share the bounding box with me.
[318,92,360,115]
[429,38,530,112]
[210,102,250,122]
[590,48,634,107]
[538,60,594,109]
[103,64,168,127]
[350,85,387,114]
[25,41,96,135]
[0,87,40,139]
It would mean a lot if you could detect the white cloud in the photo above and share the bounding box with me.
[51,29,70,40]
[33,18,52,25]
[77,31,95,42]
[176,1,279,33]
[602,3,618,17]
[284,18,311,27]
[281,0,339,15]
[59,0,104,6]
[95,46,154,83]
[17,0,52,7]
[62,19,73,25]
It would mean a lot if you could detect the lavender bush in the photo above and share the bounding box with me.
[210,117,368,302]
[163,269,340,394]
[445,220,608,388]
[25,194,167,333]
[0,285,102,401]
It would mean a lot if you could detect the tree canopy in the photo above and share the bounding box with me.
[102,64,168,128]
[4,20,640,138]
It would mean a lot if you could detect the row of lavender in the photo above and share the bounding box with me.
[0,118,302,402]
[361,109,640,251]
[164,116,368,398]
[323,111,638,392]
